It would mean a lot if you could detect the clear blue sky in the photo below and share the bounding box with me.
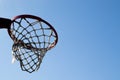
[0,0,120,80]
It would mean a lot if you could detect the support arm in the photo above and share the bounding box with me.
[0,18,12,29]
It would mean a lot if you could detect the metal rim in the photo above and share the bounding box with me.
[8,14,58,50]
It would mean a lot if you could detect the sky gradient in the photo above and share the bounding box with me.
[0,0,120,80]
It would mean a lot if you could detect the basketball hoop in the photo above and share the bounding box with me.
[0,14,58,73]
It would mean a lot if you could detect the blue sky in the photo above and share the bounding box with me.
[0,0,120,80]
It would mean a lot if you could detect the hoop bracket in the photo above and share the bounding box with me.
[0,18,11,29]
